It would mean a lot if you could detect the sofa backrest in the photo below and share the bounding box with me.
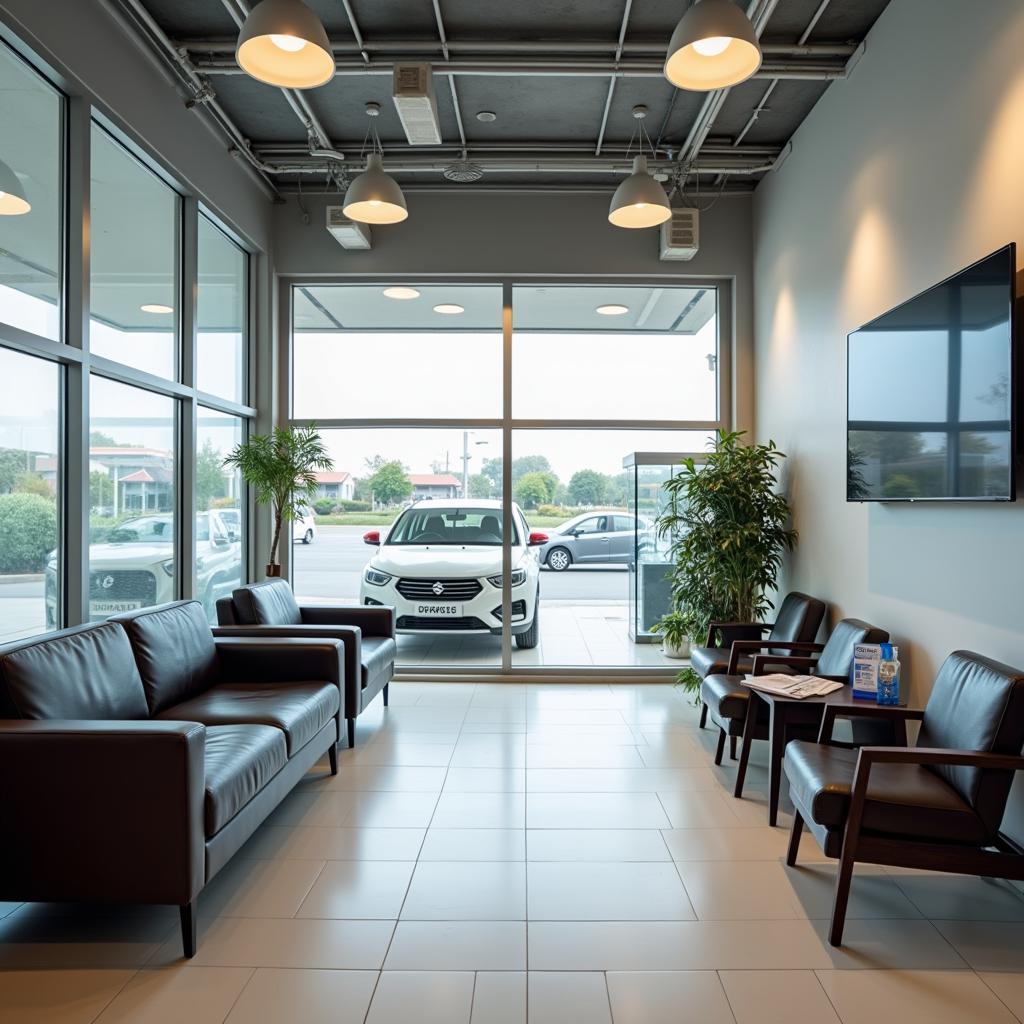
[918,650,1024,838]
[114,601,220,715]
[767,592,825,654]
[816,618,889,677]
[230,579,302,626]
[0,621,149,720]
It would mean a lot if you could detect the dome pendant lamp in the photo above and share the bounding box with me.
[236,0,335,89]
[608,107,671,229]
[344,103,409,225]
[0,158,30,215]
[664,0,762,92]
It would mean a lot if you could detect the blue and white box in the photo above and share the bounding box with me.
[851,643,882,700]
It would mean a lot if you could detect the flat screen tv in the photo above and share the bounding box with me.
[847,244,1017,502]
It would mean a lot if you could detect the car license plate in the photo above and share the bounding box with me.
[415,603,463,617]
[90,600,143,615]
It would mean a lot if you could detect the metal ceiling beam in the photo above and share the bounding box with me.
[338,0,370,63]
[594,0,633,157]
[253,141,783,156]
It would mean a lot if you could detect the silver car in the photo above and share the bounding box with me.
[537,511,652,571]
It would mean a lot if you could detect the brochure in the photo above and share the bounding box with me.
[743,673,845,699]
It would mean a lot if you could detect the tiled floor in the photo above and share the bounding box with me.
[4,681,1024,1023]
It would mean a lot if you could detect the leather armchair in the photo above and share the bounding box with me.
[784,650,1024,946]
[216,579,396,748]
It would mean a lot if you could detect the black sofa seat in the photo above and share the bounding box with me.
[203,724,288,836]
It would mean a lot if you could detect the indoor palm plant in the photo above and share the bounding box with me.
[656,429,797,696]
[224,424,332,576]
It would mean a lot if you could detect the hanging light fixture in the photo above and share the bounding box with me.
[343,103,408,225]
[608,106,672,230]
[664,0,762,91]
[0,158,30,215]
[236,0,334,89]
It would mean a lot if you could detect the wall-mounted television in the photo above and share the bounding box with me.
[847,244,1017,502]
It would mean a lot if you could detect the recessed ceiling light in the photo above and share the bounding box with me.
[596,304,630,316]
[476,111,497,122]
[433,303,465,315]
[140,303,174,314]
[383,286,421,300]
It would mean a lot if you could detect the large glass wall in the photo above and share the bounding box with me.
[290,282,725,674]
[0,33,256,642]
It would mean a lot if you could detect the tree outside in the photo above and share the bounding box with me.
[196,440,230,511]
[567,468,608,506]
[467,473,493,498]
[514,471,556,509]
[368,460,413,507]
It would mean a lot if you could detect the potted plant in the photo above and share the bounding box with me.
[651,610,690,659]
[224,424,333,577]
[656,429,797,697]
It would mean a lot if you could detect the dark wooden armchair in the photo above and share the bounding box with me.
[783,650,1024,946]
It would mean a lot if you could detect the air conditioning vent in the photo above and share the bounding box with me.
[660,207,699,261]
[392,62,442,145]
[326,207,372,250]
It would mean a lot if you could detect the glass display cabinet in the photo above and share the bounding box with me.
[623,452,698,643]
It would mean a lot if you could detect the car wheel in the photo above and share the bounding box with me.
[302,528,314,545]
[546,547,572,572]
[515,599,540,649]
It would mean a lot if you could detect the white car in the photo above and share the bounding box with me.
[358,499,545,649]
[293,505,317,545]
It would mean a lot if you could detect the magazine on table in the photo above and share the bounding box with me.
[742,673,844,699]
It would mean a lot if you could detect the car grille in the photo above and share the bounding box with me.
[396,577,484,600]
[89,570,157,603]
[397,615,489,631]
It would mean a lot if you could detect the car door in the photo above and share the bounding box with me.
[571,515,611,563]
[610,515,636,562]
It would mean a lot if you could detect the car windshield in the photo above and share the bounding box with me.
[388,507,519,546]
[106,516,173,544]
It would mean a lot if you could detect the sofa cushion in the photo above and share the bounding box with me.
[114,601,220,715]
[203,724,287,836]
[700,673,750,721]
[361,637,397,687]
[159,681,339,755]
[768,592,825,653]
[0,622,149,720]
[784,740,988,845]
[231,580,302,627]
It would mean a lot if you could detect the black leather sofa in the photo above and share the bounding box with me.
[216,579,396,748]
[0,600,344,958]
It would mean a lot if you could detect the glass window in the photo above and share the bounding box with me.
[0,43,63,341]
[512,285,719,421]
[198,215,247,402]
[89,124,179,379]
[0,348,60,640]
[196,409,244,621]
[88,376,176,620]
[292,285,502,419]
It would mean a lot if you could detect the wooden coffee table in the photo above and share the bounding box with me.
[736,682,909,826]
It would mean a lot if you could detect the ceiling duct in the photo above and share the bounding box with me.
[443,158,484,182]
[326,206,372,249]
[660,208,700,260]
[393,63,442,145]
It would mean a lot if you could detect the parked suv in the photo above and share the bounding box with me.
[358,499,545,648]
[45,510,241,625]
[537,511,653,571]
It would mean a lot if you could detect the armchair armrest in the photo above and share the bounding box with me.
[301,605,395,637]
[706,620,770,648]
[0,720,205,905]
[215,637,343,689]
[729,640,823,674]
[818,704,925,744]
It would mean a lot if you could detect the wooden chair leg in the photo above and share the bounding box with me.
[328,743,338,775]
[699,702,708,729]
[347,718,355,749]
[180,901,196,958]
[786,811,804,866]
[714,727,727,766]
[729,734,737,760]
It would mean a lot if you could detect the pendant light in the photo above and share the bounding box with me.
[608,107,672,230]
[236,0,334,89]
[0,158,30,215]
[343,103,408,225]
[664,0,762,91]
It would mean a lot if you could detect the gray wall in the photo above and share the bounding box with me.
[753,0,1024,829]
[272,191,755,433]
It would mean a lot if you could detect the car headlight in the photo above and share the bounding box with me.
[487,568,527,588]
[161,559,174,578]
[364,568,393,586]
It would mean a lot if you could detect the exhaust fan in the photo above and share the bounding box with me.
[326,206,372,250]
[393,63,442,145]
[660,207,700,260]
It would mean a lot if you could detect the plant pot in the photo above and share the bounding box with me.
[265,563,282,578]
[662,636,690,659]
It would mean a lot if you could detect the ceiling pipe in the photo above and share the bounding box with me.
[338,0,370,63]
[253,140,783,157]
[594,0,634,156]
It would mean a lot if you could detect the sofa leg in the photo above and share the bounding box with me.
[714,727,726,766]
[699,702,708,729]
[328,743,338,775]
[383,683,389,707]
[347,717,355,749]
[786,811,804,867]
[180,901,196,959]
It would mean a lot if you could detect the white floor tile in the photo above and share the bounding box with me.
[420,828,526,861]
[295,860,415,919]
[402,861,526,919]
[384,922,526,970]
[528,972,611,1024]
[442,767,526,792]
[224,968,377,1024]
[365,971,474,1024]
[606,971,735,1024]
[526,829,669,862]
[471,972,526,1024]
[0,968,135,1023]
[93,966,254,1024]
[526,792,671,829]
[239,825,425,861]
[719,970,840,1024]
[432,792,527,828]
